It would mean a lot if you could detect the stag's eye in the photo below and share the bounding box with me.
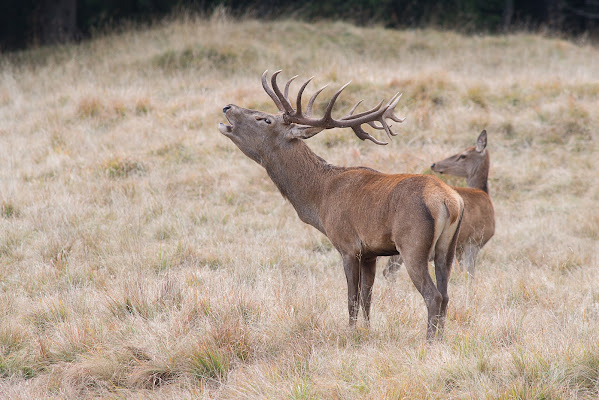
[458,154,466,160]
[255,116,272,124]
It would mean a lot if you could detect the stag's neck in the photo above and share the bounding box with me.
[261,140,338,234]
[467,152,490,194]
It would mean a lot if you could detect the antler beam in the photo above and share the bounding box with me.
[262,70,405,145]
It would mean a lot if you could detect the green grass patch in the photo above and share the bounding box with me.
[1,201,19,218]
[100,156,145,178]
[189,340,230,382]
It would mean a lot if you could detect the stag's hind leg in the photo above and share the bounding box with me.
[402,252,443,341]
[398,233,442,340]
[394,210,444,340]
[433,252,452,337]
[433,214,462,337]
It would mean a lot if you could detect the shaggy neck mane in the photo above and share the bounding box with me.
[261,139,342,234]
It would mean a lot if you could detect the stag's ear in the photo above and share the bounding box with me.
[286,124,325,140]
[476,130,487,152]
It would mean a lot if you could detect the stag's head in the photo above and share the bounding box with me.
[218,104,288,163]
[431,130,488,178]
[219,70,405,162]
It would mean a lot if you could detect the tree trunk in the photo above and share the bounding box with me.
[503,0,514,30]
[33,0,77,45]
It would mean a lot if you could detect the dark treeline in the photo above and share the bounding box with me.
[2,0,599,51]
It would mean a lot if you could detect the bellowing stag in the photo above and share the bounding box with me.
[218,71,463,340]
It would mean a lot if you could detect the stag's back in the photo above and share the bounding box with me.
[319,170,463,259]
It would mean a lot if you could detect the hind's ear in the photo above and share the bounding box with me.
[476,130,487,152]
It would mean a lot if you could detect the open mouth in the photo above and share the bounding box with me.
[218,122,233,134]
[218,114,233,135]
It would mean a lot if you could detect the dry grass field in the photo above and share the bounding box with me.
[1,11,598,399]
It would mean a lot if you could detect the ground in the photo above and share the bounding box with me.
[0,12,598,399]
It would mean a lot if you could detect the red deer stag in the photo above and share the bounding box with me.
[218,71,464,340]
[384,130,494,280]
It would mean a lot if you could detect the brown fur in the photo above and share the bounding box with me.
[384,130,494,279]
[219,102,463,340]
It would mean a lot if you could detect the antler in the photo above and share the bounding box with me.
[261,70,405,145]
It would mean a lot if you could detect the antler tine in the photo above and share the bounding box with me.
[345,100,364,118]
[270,70,295,113]
[366,121,385,130]
[352,126,388,145]
[342,99,387,130]
[380,118,395,138]
[284,75,299,104]
[342,99,384,121]
[262,70,285,112]
[383,93,406,123]
[387,92,402,107]
[306,84,328,117]
[338,93,405,137]
[322,81,351,122]
[296,76,314,116]
[378,93,406,137]
[268,71,405,145]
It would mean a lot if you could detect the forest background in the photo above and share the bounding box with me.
[2,0,599,51]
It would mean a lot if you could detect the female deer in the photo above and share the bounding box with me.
[384,130,494,279]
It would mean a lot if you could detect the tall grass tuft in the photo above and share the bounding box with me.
[188,340,230,382]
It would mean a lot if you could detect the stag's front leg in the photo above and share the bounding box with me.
[360,257,377,325]
[342,253,361,326]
